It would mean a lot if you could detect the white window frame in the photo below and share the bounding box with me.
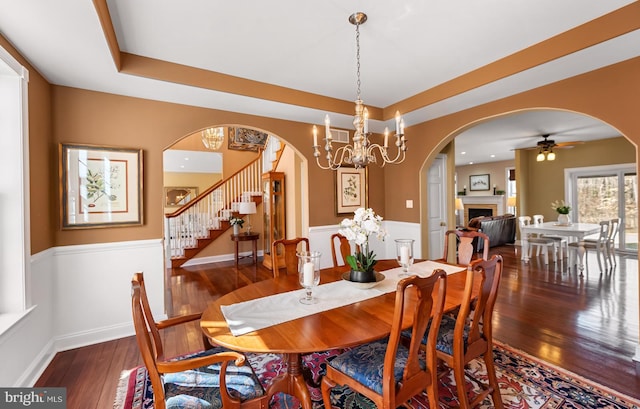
[0,44,30,319]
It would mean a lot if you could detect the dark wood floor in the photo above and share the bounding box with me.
[35,245,640,408]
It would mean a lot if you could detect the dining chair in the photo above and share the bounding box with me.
[569,220,609,272]
[271,237,310,277]
[330,233,351,268]
[584,218,619,267]
[131,274,268,409]
[532,214,568,259]
[434,255,504,408]
[132,271,212,351]
[321,271,447,409]
[443,229,489,265]
[517,216,556,264]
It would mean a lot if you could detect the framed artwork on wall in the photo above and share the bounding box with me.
[227,127,269,151]
[469,174,490,191]
[335,166,368,215]
[60,143,143,229]
[164,186,198,207]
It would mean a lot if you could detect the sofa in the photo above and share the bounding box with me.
[465,214,516,251]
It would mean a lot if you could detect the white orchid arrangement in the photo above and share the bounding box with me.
[338,208,388,273]
[551,200,571,214]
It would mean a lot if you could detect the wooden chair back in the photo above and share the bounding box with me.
[132,275,268,409]
[330,233,351,268]
[321,270,447,409]
[271,237,310,277]
[439,255,504,408]
[443,229,489,265]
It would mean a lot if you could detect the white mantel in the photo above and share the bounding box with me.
[459,195,506,224]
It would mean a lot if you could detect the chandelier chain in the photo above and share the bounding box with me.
[311,12,407,170]
[355,22,361,101]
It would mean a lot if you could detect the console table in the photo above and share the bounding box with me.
[230,232,259,268]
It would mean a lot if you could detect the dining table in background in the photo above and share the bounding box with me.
[520,221,601,274]
[200,259,470,409]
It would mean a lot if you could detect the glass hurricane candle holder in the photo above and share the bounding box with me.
[297,251,321,304]
[395,239,414,277]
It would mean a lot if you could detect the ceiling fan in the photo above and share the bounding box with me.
[522,134,584,161]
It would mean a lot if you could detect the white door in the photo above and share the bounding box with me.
[427,155,447,259]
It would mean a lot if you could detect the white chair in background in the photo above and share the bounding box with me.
[518,216,557,265]
[569,220,609,272]
[583,218,619,267]
[532,214,568,260]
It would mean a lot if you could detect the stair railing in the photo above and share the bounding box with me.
[165,155,263,259]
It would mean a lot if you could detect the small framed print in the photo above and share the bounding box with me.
[164,186,198,207]
[60,143,143,229]
[227,127,269,151]
[469,174,490,191]
[336,166,368,215]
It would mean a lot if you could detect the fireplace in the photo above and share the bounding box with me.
[459,195,505,225]
[468,208,493,220]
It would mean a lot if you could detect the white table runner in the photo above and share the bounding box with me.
[221,260,464,336]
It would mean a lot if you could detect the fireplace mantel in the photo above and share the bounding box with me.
[459,195,506,225]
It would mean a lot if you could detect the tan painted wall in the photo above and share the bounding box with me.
[520,137,634,222]
[4,32,640,253]
[162,172,222,212]
[385,57,640,225]
[456,160,516,197]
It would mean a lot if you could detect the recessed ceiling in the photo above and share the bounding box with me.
[0,1,636,161]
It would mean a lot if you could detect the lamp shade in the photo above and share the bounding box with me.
[507,196,517,207]
[455,198,464,211]
[238,201,257,215]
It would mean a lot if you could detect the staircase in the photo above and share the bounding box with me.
[165,134,287,267]
[165,155,264,267]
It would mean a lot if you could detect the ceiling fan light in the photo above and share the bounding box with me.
[536,151,545,161]
[547,151,556,161]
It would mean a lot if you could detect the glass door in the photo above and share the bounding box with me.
[568,164,637,252]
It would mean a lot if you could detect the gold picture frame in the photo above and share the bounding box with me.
[227,127,269,151]
[60,143,143,229]
[164,186,198,207]
[335,166,368,215]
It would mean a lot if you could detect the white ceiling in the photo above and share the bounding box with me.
[0,0,636,164]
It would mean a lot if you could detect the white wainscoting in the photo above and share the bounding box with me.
[0,239,164,387]
[309,220,421,269]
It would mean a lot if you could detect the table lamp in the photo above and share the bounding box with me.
[238,201,257,233]
[507,196,517,215]
[455,198,464,225]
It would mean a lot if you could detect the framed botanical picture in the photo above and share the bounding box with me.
[60,143,143,229]
[469,174,490,191]
[335,166,368,215]
[164,186,198,207]
[227,127,269,151]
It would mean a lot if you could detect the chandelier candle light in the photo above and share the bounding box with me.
[312,12,407,170]
[201,127,224,150]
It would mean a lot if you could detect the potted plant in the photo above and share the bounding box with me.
[551,200,572,225]
[229,216,245,235]
[338,208,388,282]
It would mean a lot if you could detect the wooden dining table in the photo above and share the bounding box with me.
[200,259,469,409]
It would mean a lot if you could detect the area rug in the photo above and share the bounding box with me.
[114,342,640,409]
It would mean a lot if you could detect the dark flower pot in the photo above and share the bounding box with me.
[349,270,376,283]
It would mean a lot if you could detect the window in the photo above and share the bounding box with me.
[0,45,30,315]
[567,164,637,252]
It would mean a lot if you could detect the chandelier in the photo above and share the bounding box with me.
[312,12,407,170]
[201,127,224,150]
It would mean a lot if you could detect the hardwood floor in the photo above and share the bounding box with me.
[35,245,640,408]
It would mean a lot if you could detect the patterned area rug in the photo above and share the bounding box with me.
[114,343,640,409]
